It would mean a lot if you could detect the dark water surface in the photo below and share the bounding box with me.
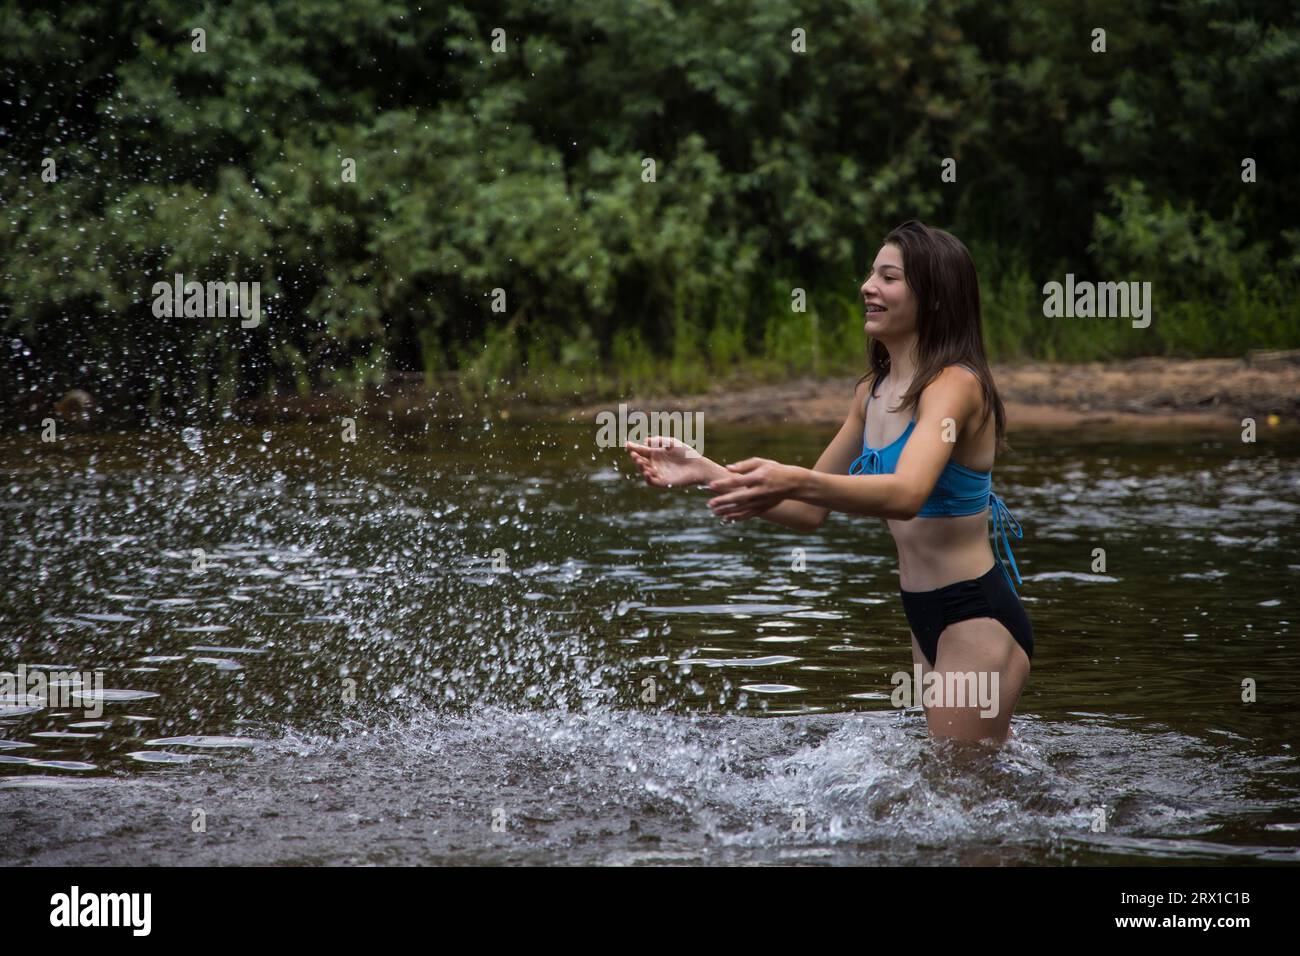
[2,418,1298,865]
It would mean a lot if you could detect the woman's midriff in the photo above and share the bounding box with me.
[889,508,997,591]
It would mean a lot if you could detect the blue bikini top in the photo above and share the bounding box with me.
[848,363,1025,591]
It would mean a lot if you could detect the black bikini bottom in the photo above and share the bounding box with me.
[899,562,1034,668]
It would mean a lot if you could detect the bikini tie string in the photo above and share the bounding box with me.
[989,490,1024,592]
[848,447,881,476]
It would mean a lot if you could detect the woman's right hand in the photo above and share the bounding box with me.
[624,436,717,489]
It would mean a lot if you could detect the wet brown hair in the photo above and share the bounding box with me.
[855,219,1009,453]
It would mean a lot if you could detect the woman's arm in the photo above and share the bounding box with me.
[747,490,827,533]
[745,389,878,531]
[792,366,983,519]
[708,381,877,531]
[710,367,982,524]
[624,417,846,533]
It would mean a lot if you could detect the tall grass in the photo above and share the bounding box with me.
[455,267,1300,408]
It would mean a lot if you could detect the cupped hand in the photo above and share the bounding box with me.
[624,435,713,488]
[706,457,805,521]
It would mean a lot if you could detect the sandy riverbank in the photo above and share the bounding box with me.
[35,352,1291,435]
[559,353,1300,434]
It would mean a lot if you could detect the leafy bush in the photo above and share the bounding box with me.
[1,0,1297,420]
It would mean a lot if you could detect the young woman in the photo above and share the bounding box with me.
[624,220,1033,744]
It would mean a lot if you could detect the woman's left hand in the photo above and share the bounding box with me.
[707,458,807,521]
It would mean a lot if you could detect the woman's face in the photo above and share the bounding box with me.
[860,243,917,339]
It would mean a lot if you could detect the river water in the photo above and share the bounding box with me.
[2,418,1298,865]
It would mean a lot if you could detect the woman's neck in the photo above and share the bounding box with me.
[882,338,920,390]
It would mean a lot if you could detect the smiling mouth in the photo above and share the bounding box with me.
[865,304,886,313]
